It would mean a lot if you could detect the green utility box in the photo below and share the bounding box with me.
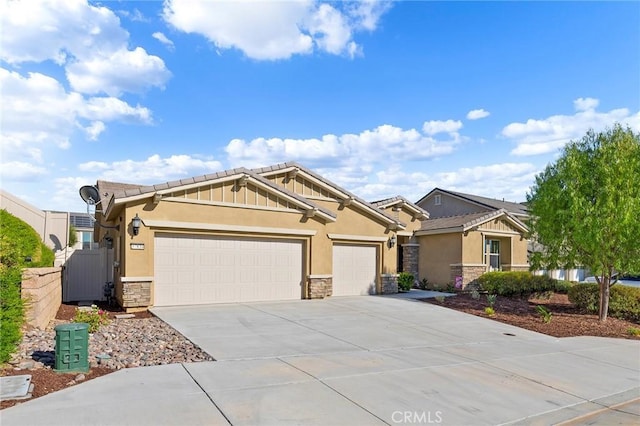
[54,323,89,373]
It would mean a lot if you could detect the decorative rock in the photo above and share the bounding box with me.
[14,317,214,371]
[75,374,86,382]
[115,314,135,319]
[18,360,35,369]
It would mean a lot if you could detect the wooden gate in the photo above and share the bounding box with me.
[62,248,113,302]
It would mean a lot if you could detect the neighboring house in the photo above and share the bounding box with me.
[416,187,528,220]
[0,189,69,251]
[415,187,587,285]
[90,162,415,310]
[70,212,98,250]
[414,209,530,288]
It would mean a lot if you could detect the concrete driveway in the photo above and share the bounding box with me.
[2,295,639,425]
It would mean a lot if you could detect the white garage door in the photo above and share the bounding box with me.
[332,244,377,296]
[154,233,303,306]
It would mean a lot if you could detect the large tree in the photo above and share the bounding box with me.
[527,124,640,321]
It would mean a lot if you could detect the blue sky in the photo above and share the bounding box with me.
[1,0,639,213]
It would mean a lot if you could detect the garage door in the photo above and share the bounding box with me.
[154,233,303,306]
[332,244,377,296]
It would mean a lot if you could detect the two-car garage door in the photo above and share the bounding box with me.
[154,233,303,306]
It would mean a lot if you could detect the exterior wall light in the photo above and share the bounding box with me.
[388,234,397,248]
[132,213,142,236]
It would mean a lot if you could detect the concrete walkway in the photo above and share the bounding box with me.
[2,296,639,425]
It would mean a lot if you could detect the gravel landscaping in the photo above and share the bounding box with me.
[1,304,213,409]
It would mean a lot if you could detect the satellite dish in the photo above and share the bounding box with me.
[78,184,119,230]
[79,185,100,205]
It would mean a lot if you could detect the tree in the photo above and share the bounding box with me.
[527,124,640,321]
[68,224,78,247]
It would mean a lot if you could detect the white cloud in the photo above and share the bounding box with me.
[225,123,459,170]
[84,121,106,141]
[466,109,490,120]
[0,68,154,179]
[1,0,170,96]
[77,154,223,183]
[0,162,49,181]
[573,97,599,112]
[346,0,393,31]
[353,162,538,204]
[422,120,463,136]
[153,32,175,50]
[162,0,392,60]
[504,98,640,156]
[66,47,171,96]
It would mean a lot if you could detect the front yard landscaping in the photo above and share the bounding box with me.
[423,291,640,340]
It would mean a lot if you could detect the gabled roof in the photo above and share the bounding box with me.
[253,162,404,229]
[96,167,337,222]
[415,209,528,235]
[371,196,430,220]
[416,187,529,217]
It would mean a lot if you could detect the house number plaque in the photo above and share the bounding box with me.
[130,243,145,250]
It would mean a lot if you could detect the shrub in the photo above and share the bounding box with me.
[0,210,54,268]
[536,305,552,323]
[568,284,640,322]
[484,307,495,316]
[0,266,24,363]
[486,294,497,308]
[73,305,110,333]
[397,272,414,292]
[478,271,562,297]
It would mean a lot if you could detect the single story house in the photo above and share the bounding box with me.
[91,162,426,310]
[414,209,530,288]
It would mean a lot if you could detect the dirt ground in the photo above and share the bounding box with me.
[422,292,640,339]
[3,294,639,409]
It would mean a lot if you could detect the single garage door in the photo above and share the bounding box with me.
[154,233,303,306]
[332,244,377,296]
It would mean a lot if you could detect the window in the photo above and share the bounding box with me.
[486,239,500,271]
[434,194,441,206]
[82,231,93,250]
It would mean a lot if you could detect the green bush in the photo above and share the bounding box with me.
[73,305,110,333]
[0,210,54,268]
[397,272,414,292]
[568,284,640,322]
[0,210,55,363]
[0,267,24,363]
[478,271,564,297]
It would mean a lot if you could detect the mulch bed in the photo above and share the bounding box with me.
[422,292,640,339]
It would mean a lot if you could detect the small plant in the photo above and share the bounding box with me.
[397,272,414,292]
[486,294,497,308]
[536,305,552,324]
[435,295,445,303]
[627,327,640,336]
[73,304,110,332]
[419,278,430,290]
[471,289,481,300]
[484,306,495,316]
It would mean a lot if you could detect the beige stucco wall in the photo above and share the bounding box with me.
[461,231,483,264]
[418,233,461,286]
[100,181,398,306]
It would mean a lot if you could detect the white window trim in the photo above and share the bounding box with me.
[434,194,441,206]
